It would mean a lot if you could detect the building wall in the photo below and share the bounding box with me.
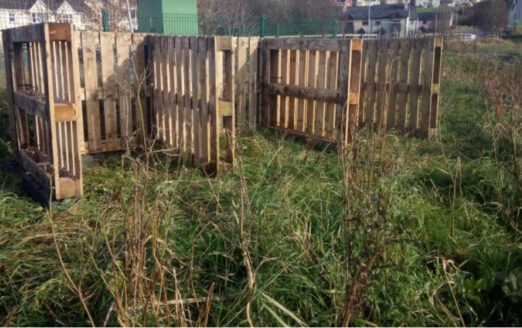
[0,0,84,31]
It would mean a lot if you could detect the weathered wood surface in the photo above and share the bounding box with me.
[3,23,83,200]
[360,36,443,137]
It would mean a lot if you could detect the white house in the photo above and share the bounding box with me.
[345,3,419,37]
[0,0,87,31]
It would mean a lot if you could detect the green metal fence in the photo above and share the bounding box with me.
[136,13,340,37]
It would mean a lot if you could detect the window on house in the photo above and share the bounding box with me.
[32,13,45,23]
[362,21,368,26]
[131,9,136,19]
[9,12,15,24]
[375,20,381,25]
[59,14,73,23]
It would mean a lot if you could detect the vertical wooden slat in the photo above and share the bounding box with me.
[407,38,423,133]
[364,41,378,126]
[161,35,171,147]
[248,37,259,129]
[375,40,389,129]
[386,40,400,130]
[190,36,200,164]
[208,37,219,166]
[419,37,435,137]
[429,37,443,135]
[116,33,132,148]
[280,49,289,128]
[325,50,338,138]
[175,37,185,152]
[314,50,327,137]
[287,49,297,130]
[337,40,350,147]
[81,31,101,151]
[199,37,209,164]
[236,37,248,131]
[168,36,177,149]
[306,49,317,134]
[183,37,192,155]
[100,32,117,144]
[42,24,61,197]
[396,39,411,131]
[296,49,307,132]
[132,33,147,143]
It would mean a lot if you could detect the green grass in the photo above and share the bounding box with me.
[0,40,521,326]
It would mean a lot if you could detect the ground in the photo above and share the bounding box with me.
[0,39,521,327]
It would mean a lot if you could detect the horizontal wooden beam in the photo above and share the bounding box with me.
[49,23,72,41]
[362,82,427,93]
[265,83,340,103]
[57,177,81,200]
[54,103,76,121]
[262,38,349,52]
[218,100,233,117]
[4,24,43,43]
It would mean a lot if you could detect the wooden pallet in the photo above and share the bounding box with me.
[3,23,83,200]
[260,37,363,147]
[359,36,443,137]
[147,35,236,173]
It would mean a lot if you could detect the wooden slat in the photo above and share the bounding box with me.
[199,37,210,164]
[280,49,289,128]
[364,41,378,126]
[336,40,350,146]
[296,49,307,132]
[236,37,248,131]
[161,35,171,147]
[325,50,338,138]
[248,37,259,129]
[208,37,219,166]
[407,38,423,132]
[116,33,132,148]
[306,49,317,134]
[287,49,297,130]
[100,32,117,143]
[395,39,412,131]
[191,36,200,164]
[175,37,185,152]
[419,37,435,136]
[81,31,101,151]
[314,50,327,137]
[375,40,389,129]
[168,36,178,149]
[183,37,192,155]
[386,40,400,130]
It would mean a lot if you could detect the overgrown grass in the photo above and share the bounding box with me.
[0,40,521,326]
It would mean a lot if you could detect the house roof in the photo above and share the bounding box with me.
[0,0,88,12]
[0,0,35,10]
[346,4,418,20]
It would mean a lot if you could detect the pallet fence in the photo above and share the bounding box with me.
[359,37,443,137]
[147,35,236,171]
[79,31,148,154]
[3,23,443,200]
[261,38,363,146]
[3,23,83,200]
